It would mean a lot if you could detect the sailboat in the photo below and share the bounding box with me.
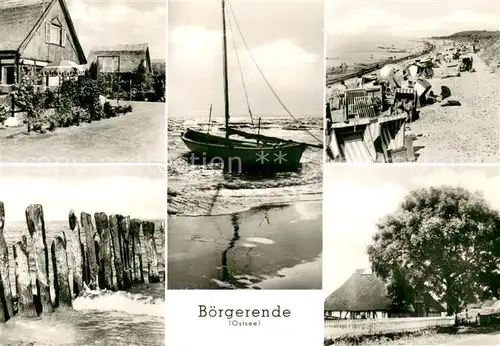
[181,0,320,169]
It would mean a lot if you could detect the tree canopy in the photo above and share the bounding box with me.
[367,186,500,316]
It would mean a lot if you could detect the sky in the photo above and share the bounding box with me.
[326,0,499,47]
[168,0,324,119]
[323,165,500,298]
[66,0,166,59]
[0,165,164,222]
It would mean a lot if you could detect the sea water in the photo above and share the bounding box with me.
[167,114,323,289]
[326,36,425,69]
[1,220,165,345]
[167,115,323,216]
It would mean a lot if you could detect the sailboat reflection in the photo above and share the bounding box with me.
[220,214,240,284]
[219,207,277,288]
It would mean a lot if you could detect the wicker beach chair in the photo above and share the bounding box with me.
[344,88,369,121]
[392,88,417,120]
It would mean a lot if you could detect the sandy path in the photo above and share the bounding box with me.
[442,331,500,345]
[409,53,499,163]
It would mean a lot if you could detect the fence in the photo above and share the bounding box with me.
[324,316,456,339]
[0,202,165,322]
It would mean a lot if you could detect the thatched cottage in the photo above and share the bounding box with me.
[87,43,153,76]
[324,268,445,319]
[0,0,86,87]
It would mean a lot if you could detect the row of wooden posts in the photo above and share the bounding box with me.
[0,202,164,322]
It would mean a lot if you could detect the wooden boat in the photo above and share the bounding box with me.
[180,0,318,169]
[181,129,306,167]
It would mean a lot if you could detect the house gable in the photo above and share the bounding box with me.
[88,44,152,74]
[19,0,86,64]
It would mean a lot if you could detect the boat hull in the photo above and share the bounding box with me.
[181,129,306,169]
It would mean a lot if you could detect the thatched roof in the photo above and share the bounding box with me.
[325,269,392,311]
[0,1,47,51]
[87,43,152,73]
[482,299,499,308]
[0,0,86,63]
[324,269,445,313]
[151,59,165,75]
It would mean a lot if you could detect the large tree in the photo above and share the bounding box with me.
[367,186,500,316]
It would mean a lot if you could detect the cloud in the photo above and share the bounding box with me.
[326,0,499,38]
[250,39,318,70]
[0,176,164,222]
[67,1,165,58]
[169,25,322,118]
[411,168,500,210]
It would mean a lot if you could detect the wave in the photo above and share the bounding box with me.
[73,285,164,317]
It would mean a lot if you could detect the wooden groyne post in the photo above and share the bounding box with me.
[0,203,165,323]
[130,219,144,283]
[26,204,53,314]
[51,234,72,308]
[142,221,160,283]
[0,202,14,321]
[13,236,36,317]
[94,212,114,290]
[81,212,99,289]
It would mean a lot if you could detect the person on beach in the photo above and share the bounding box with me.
[338,81,347,108]
[356,74,363,88]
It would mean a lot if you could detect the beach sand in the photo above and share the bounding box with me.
[409,51,499,163]
[327,39,499,163]
[167,201,322,289]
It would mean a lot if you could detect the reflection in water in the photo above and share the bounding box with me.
[167,201,322,289]
[220,214,240,283]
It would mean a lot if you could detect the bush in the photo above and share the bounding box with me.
[103,102,133,118]
[11,77,46,133]
[0,104,8,124]
[103,101,116,118]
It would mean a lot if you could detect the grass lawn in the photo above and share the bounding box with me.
[0,101,164,163]
[327,326,500,346]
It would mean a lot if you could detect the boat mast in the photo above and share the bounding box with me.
[221,0,230,138]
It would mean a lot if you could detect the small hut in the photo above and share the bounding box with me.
[324,268,445,319]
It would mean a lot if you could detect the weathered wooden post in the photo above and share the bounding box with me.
[0,202,14,320]
[81,212,98,289]
[26,204,53,314]
[109,215,124,289]
[118,215,132,288]
[128,219,136,283]
[160,221,165,282]
[142,221,160,283]
[0,280,6,322]
[66,210,84,298]
[130,219,143,283]
[69,210,87,285]
[94,212,114,290]
[13,236,37,317]
[51,234,72,308]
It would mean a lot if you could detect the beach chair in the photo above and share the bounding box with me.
[344,88,369,121]
[391,88,417,121]
[353,96,377,119]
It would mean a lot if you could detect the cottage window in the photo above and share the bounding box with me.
[45,18,66,46]
[1,66,15,85]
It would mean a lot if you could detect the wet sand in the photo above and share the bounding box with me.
[167,201,322,289]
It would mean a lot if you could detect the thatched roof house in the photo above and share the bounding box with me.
[324,269,445,319]
[0,0,86,86]
[87,43,153,75]
[151,59,166,75]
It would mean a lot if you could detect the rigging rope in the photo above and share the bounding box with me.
[227,1,323,146]
[226,6,255,129]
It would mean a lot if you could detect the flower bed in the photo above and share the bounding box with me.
[8,73,133,134]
